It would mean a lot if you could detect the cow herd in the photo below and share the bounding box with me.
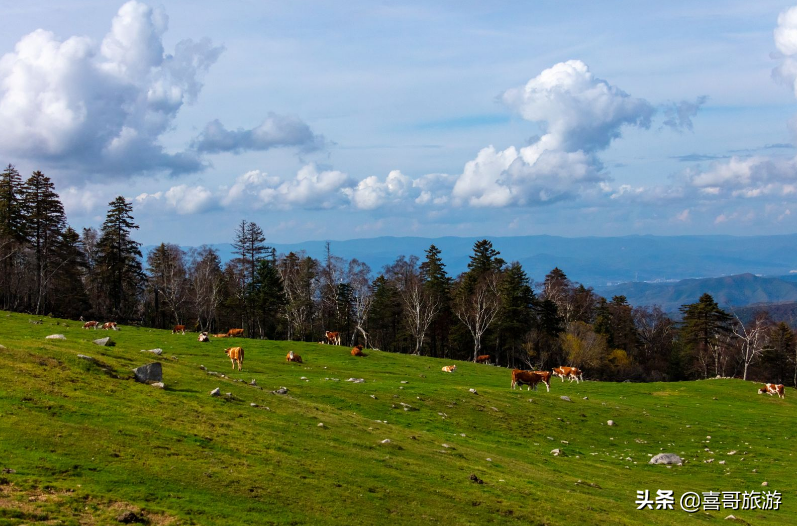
[81,321,787,399]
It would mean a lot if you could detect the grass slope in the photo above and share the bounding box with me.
[0,311,794,525]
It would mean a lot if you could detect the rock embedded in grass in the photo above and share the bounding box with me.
[560,396,572,402]
[272,387,289,395]
[132,362,162,384]
[607,420,615,426]
[93,337,112,346]
[45,334,66,340]
[649,453,683,465]
[77,354,95,361]
[151,382,165,389]
[140,348,163,355]
[210,388,220,397]
[551,449,563,456]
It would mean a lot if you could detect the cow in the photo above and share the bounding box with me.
[475,354,491,364]
[213,333,228,338]
[225,347,244,371]
[227,328,244,338]
[758,383,785,399]
[511,369,545,391]
[286,350,303,363]
[198,332,209,342]
[442,365,457,373]
[325,331,341,345]
[553,366,582,383]
[568,367,584,383]
[532,370,552,392]
[172,325,186,334]
[351,345,366,357]
[102,322,119,331]
[82,321,98,330]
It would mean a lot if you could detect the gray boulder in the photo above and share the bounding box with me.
[93,337,112,346]
[649,453,683,465]
[45,334,66,340]
[272,387,289,395]
[132,362,162,384]
[210,388,220,397]
[560,396,572,402]
[140,348,163,355]
[151,382,165,389]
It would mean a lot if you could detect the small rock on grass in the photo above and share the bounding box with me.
[93,337,112,346]
[210,388,220,397]
[551,449,563,456]
[560,396,572,402]
[77,354,95,361]
[381,439,391,444]
[469,388,478,395]
[649,453,682,465]
[151,382,165,389]
[45,334,66,340]
[272,387,289,395]
[469,474,484,484]
[607,420,615,426]
[140,348,163,355]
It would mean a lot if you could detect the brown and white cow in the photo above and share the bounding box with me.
[213,333,228,338]
[227,328,244,338]
[442,365,457,373]
[511,370,545,391]
[286,350,303,363]
[553,366,582,383]
[198,332,209,342]
[325,331,341,345]
[758,383,785,399]
[172,325,186,334]
[225,347,244,371]
[82,321,98,329]
[475,354,491,364]
[532,370,552,392]
[102,322,119,331]
[351,345,366,357]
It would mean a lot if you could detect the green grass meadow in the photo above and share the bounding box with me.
[0,311,794,525]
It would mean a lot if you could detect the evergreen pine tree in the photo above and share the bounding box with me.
[96,196,144,318]
[20,170,67,313]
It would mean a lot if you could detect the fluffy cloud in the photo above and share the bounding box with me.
[452,60,654,207]
[135,184,215,214]
[193,114,325,154]
[343,170,414,210]
[0,1,322,180]
[258,164,355,209]
[0,1,224,177]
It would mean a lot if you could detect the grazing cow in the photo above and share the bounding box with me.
[82,321,98,330]
[325,331,341,345]
[227,328,244,338]
[225,347,244,371]
[198,332,209,342]
[511,369,545,391]
[351,345,366,357]
[102,322,119,331]
[441,365,457,373]
[758,383,785,399]
[286,350,303,363]
[532,370,552,392]
[475,354,491,364]
[172,325,186,334]
[553,366,581,383]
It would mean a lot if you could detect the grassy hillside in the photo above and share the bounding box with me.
[0,311,794,525]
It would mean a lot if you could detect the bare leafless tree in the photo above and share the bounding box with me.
[391,256,439,355]
[348,259,374,347]
[188,246,224,332]
[454,272,501,361]
[733,312,770,380]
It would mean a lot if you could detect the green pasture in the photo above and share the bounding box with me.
[0,311,794,525]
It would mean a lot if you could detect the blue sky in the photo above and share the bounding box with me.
[2,0,797,244]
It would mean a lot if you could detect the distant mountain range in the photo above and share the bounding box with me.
[597,273,797,313]
[145,233,797,289]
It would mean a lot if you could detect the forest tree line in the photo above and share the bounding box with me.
[1,165,796,385]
